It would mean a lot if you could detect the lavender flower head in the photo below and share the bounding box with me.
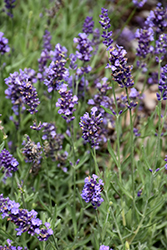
[56,84,78,123]
[43,30,52,51]
[0,239,27,250]
[0,32,10,54]
[79,107,103,147]
[99,245,113,250]
[155,33,167,63]
[145,3,167,33]
[132,0,147,8]
[4,0,15,18]
[0,149,18,181]
[106,45,134,88]
[82,16,94,34]
[73,33,93,62]
[99,8,113,48]
[0,194,53,241]
[135,27,154,59]
[44,43,68,92]
[5,70,40,115]
[157,64,167,101]
[81,174,104,209]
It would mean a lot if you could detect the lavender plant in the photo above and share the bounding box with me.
[1,1,167,249]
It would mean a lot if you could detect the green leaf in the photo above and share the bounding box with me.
[107,139,118,167]
[101,105,115,116]
[0,141,5,153]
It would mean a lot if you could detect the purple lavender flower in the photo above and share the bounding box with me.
[0,32,10,54]
[92,28,100,54]
[88,77,115,129]
[23,68,37,84]
[0,239,27,250]
[44,44,68,92]
[106,45,134,88]
[135,27,154,59]
[137,189,143,197]
[82,16,94,34]
[56,84,78,123]
[69,53,77,70]
[79,107,103,147]
[73,33,93,62]
[99,245,113,250]
[38,49,51,81]
[148,72,158,85]
[43,30,52,51]
[0,194,53,241]
[157,64,167,101]
[99,8,113,48]
[4,0,15,18]
[132,0,147,8]
[5,70,40,115]
[0,149,18,181]
[81,174,104,209]
[155,33,167,62]
[145,3,167,33]
[133,128,141,137]
[30,120,43,131]
[22,135,42,174]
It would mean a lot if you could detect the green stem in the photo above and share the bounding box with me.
[48,238,58,250]
[70,123,77,235]
[111,81,121,183]
[96,210,102,244]
[129,200,148,245]
[37,131,52,214]
[154,60,162,169]
[126,88,135,199]
[91,147,99,175]
[111,207,123,245]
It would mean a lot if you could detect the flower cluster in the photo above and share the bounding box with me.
[22,135,42,174]
[106,45,134,88]
[5,70,40,115]
[42,122,64,160]
[155,33,167,62]
[43,30,52,51]
[44,44,68,92]
[99,8,113,48]
[79,107,103,147]
[0,194,53,241]
[0,32,10,54]
[73,33,93,62]
[56,84,78,123]
[4,0,15,18]
[157,64,167,101]
[81,174,104,209]
[30,120,43,131]
[82,16,94,34]
[38,50,51,79]
[0,149,18,182]
[145,3,167,33]
[0,239,27,250]
[99,245,113,250]
[135,27,154,59]
[132,0,147,8]
[88,77,115,124]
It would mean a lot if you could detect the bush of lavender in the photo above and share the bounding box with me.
[0,0,167,249]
